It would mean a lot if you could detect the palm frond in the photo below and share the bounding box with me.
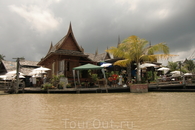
[150,54,178,60]
[148,43,169,54]
[113,59,131,67]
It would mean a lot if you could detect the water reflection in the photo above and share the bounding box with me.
[0,93,195,130]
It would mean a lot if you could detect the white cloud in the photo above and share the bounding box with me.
[157,9,170,19]
[8,4,62,33]
[115,0,139,11]
[53,0,61,3]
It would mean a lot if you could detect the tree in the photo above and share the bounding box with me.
[183,59,195,73]
[167,61,178,71]
[0,54,5,60]
[107,35,176,82]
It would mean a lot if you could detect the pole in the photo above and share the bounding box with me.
[13,57,25,94]
[15,58,20,93]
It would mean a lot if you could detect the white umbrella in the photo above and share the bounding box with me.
[33,66,50,74]
[140,63,157,68]
[29,70,46,75]
[157,67,170,74]
[171,73,181,77]
[100,63,112,67]
[157,67,170,71]
[170,71,182,74]
[12,75,25,78]
[184,73,192,76]
[0,73,25,80]
[0,75,9,80]
[33,66,50,71]
[30,66,50,77]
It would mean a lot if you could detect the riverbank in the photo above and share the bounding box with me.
[19,86,131,94]
[1,82,195,94]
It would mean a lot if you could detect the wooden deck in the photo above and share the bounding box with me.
[1,80,195,94]
[19,86,131,94]
[148,81,195,92]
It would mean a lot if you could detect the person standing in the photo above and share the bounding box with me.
[32,75,36,87]
[43,74,47,84]
[118,74,123,86]
[29,76,33,86]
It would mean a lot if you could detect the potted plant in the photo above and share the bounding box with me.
[91,74,98,83]
[66,83,72,88]
[81,82,85,87]
[58,82,64,89]
[42,82,52,90]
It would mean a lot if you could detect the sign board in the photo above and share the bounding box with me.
[60,77,68,89]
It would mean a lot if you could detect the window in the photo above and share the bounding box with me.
[52,62,55,75]
[59,60,64,72]
[67,61,70,71]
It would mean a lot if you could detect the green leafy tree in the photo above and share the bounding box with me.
[0,54,5,60]
[107,35,176,82]
[183,59,195,73]
[167,61,178,71]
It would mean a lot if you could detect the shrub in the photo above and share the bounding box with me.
[43,82,52,90]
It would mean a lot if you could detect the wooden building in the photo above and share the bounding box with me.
[37,23,93,80]
[0,60,39,87]
[0,60,38,75]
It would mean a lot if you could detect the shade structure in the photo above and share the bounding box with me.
[100,63,112,67]
[157,67,170,71]
[30,66,50,77]
[171,73,181,77]
[184,73,192,76]
[0,72,25,80]
[170,71,182,75]
[0,75,10,80]
[140,63,156,68]
[157,67,170,75]
[73,63,103,70]
[33,66,50,72]
[73,63,106,88]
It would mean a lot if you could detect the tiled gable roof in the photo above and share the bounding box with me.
[49,35,66,53]
[55,50,88,57]
[1,60,39,75]
[85,52,112,62]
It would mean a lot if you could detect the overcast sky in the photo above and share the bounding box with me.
[0,0,195,65]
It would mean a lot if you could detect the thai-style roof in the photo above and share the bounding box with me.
[0,60,39,76]
[38,23,90,65]
[85,52,112,62]
[55,50,88,57]
[48,23,83,54]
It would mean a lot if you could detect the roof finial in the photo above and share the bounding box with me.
[149,40,151,47]
[68,22,72,32]
[117,35,121,47]
[95,47,98,56]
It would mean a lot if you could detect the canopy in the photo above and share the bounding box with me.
[157,67,170,75]
[184,73,192,76]
[73,63,103,70]
[157,67,170,71]
[100,63,112,67]
[140,63,156,68]
[29,66,50,77]
[170,71,182,75]
[72,63,106,88]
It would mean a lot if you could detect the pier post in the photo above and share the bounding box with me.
[13,57,25,94]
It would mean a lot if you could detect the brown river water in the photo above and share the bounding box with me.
[0,92,195,130]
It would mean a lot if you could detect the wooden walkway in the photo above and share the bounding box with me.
[148,81,195,92]
[1,81,195,94]
[19,86,131,94]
